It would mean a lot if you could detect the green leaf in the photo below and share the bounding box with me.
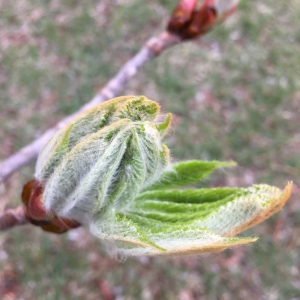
[36,123,75,180]
[136,187,239,203]
[143,160,236,191]
[127,188,238,223]
[104,211,257,256]
[116,96,159,121]
[97,183,291,257]
[128,183,292,237]
[90,212,165,257]
[36,96,162,183]
[156,113,172,137]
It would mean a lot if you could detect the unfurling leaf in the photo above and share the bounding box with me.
[144,160,236,191]
[26,95,292,258]
[91,182,292,257]
[35,96,170,223]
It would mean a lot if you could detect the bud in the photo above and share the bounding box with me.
[167,0,197,32]
[167,0,240,40]
[24,95,292,258]
[35,96,171,224]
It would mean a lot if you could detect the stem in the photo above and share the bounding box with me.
[0,206,29,231]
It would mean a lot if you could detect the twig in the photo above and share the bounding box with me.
[0,206,29,230]
[0,32,181,184]
[0,0,239,185]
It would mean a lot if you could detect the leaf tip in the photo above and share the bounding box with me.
[156,113,172,136]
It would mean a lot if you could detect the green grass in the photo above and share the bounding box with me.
[1,0,300,299]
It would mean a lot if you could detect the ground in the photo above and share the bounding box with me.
[0,0,300,299]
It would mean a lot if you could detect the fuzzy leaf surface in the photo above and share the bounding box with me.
[90,183,292,257]
[144,160,236,191]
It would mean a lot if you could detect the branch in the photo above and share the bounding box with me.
[0,32,181,184]
[0,206,29,230]
[0,0,239,185]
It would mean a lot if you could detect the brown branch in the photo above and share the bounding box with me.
[0,32,181,184]
[0,206,29,231]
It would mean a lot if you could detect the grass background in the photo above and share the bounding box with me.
[0,0,300,299]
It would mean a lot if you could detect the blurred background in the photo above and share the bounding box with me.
[0,0,300,299]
